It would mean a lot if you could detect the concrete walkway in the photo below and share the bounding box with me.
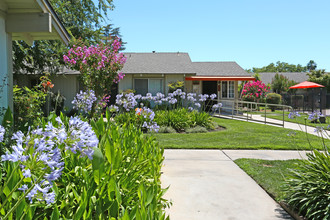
[161,149,310,220]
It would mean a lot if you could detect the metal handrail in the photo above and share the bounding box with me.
[216,99,293,127]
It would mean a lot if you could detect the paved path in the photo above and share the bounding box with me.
[161,149,310,220]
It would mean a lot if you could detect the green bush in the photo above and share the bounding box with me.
[266,93,282,112]
[185,126,208,133]
[154,108,192,132]
[13,85,46,130]
[284,150,330,219]
[0,112,169,219]
[191,111,213,129]
[158,126,177,133]
[154,108,214,132]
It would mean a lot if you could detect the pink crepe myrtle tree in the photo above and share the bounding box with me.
[63,37,127,98]
[241,80,270,102]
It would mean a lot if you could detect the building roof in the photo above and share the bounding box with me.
[258,72,309,85]
[192,62,251,76]
[122,52,196,74]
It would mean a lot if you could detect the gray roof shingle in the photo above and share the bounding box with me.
[192,62,251,76]
[122,52,196,74]
[258,72,309,85]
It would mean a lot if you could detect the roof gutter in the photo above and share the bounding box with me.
[35,0,71,45]
[185,76,256,81]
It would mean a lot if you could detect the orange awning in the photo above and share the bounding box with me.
[185,76,256,81]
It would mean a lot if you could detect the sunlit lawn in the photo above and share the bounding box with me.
[235,158,300,201]
[251,110,329,128]
[153,117,328,150]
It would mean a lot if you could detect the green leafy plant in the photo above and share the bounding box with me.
[168,80,184,93]
[13,85,46,131]
[185,126,208,133]
[154,108,214,132]
[158,126,177,133]
[283,111,330,219]
[154,108,192,132]
[284,150,329,219]
[271,73,296,94]
[266,93,282,112]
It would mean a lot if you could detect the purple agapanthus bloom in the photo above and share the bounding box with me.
[210,94,217,100]
[288,111,301,119]
[72,90,97,114]
[308,111,323,121]
[0,125,5,142]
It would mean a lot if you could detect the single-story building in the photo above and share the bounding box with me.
[0,0,70,115]
[119,52,254,100]
[15,52,255,109]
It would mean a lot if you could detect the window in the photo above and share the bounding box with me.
[221,81,235,99]
[134,78,163,95]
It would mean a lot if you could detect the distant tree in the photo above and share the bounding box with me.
[252,61,307,73]
[271,73,296,94]
[307,69,330,92]
[306,60,317,72]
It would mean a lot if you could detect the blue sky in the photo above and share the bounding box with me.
[108,0,330,71]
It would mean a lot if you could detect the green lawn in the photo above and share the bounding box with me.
[252,110,329,128]
[153,117,328,150]
[234,158,300,201]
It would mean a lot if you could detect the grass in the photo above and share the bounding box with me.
[153,117,329,149]
[251,110,329,128]
[234,158,301,201]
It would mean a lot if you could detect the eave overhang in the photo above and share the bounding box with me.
[185,76,256,81]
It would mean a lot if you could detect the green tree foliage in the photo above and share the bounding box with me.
[271,73,296,94]
[249,61,307,73]
[307,69,330,92]
[306,60,317,72]
[13,0,123,74]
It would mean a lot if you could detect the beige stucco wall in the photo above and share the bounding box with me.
[165,74,185,94]
[118,74,133,92]
[50,74,79,109]
[185,80,193,93]
[118,74,192,95]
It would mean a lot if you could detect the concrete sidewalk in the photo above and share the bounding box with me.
[161,149,309,220]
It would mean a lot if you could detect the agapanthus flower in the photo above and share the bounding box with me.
[72,90,97,114]
[288,111,301,119]
[210,94,217,100]
[2,116,98,205]
[308,111,323,121]
[0,125,5,142]
[212,103,222,111]
[169,98,177,104]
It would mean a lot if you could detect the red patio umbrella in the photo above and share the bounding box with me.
[289,81,325,113]
[289,81,324,89]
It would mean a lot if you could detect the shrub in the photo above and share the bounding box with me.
[168,80,184,93]
[191,111,213,129]
[284,150,330,219]
[284,111,330,219]
[158,126,177,133]
[266,93,282,112]
[154,108,192,132]
[114,107,159,132]
[0,112,169,219]
[242,80,270,103]
[185,126,208,133]
[13,85,46,130]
